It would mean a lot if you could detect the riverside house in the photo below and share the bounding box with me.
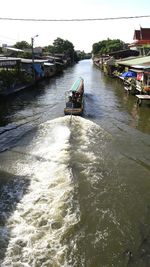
[117,56,150,94]
[129,27,150,56]
[0,57,56,96]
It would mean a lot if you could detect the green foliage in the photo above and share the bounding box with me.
[92,39,127,56]
[20,52,32,59]
[92,43,101,55]
[12,51,32,59]
[0,70,15,88]
[77,51,91,60]
[12,37,87,64]
[43,38,77,62]
[53,37,74,54]
[0,69,32,90]
[54,38,76,61]
[14,41,31,49]
[43,45,55,54]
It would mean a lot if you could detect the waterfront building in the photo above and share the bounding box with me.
[129,27,150,56]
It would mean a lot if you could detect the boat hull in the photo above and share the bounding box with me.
[64,107,83,116]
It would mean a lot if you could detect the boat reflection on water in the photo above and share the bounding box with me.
[64,77,84,116]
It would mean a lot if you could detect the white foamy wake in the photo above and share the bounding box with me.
[2,117,80,267]
[2,116,110,267]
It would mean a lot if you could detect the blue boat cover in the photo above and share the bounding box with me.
[121,71,136,78]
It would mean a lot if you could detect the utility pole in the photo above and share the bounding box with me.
[31,35,38,81]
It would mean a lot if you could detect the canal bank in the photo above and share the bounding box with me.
[0,59,150,267]
[0,57,64,97]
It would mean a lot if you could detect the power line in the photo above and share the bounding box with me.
[0,15,150,22]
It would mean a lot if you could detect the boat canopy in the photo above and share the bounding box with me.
[71,77,84,93]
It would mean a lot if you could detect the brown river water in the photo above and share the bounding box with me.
[0,59,150,267]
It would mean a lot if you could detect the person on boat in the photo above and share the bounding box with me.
[75,98,81,108]
[72,91,82,108]
[71,92,76,106]
[66,96,73,108]
[72,92,77,101]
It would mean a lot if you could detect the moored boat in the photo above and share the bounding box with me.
[64,77,84,116]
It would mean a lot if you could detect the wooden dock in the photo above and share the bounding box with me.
[136,94,150,106]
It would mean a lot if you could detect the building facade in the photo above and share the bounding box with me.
[129,27,150,56]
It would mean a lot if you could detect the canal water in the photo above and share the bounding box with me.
[0,60,150,267]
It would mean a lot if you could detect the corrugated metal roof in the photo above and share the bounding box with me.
[5,47,24,52]
[117,56,150,66]
[21,59,48,63]
[0,57,20,61]
[130,65,150,69]
[44,62,55,66]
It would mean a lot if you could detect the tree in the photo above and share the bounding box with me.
[92,39,127,56]
[53,37,75,63]
[14,41,31,50]
[53,38,74,52]
[92,43,101,55]
[43,45,55,54]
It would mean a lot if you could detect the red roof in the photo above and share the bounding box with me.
[134,30,141,40]
[133,28,150,40]
[129,40,150,47]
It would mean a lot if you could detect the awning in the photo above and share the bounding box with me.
[117,56,150,66]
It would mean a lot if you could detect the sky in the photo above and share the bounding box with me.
[0,0,150,52]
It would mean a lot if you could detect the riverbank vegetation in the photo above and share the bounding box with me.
[13,37,91,62]
[0,69,32,92]
[92,38,128,56]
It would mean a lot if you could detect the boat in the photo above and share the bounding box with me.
[64,77,84,116]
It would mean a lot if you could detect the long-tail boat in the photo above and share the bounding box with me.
[64,77,84,116]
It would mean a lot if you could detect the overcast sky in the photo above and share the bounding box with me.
[0,0,150,52]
